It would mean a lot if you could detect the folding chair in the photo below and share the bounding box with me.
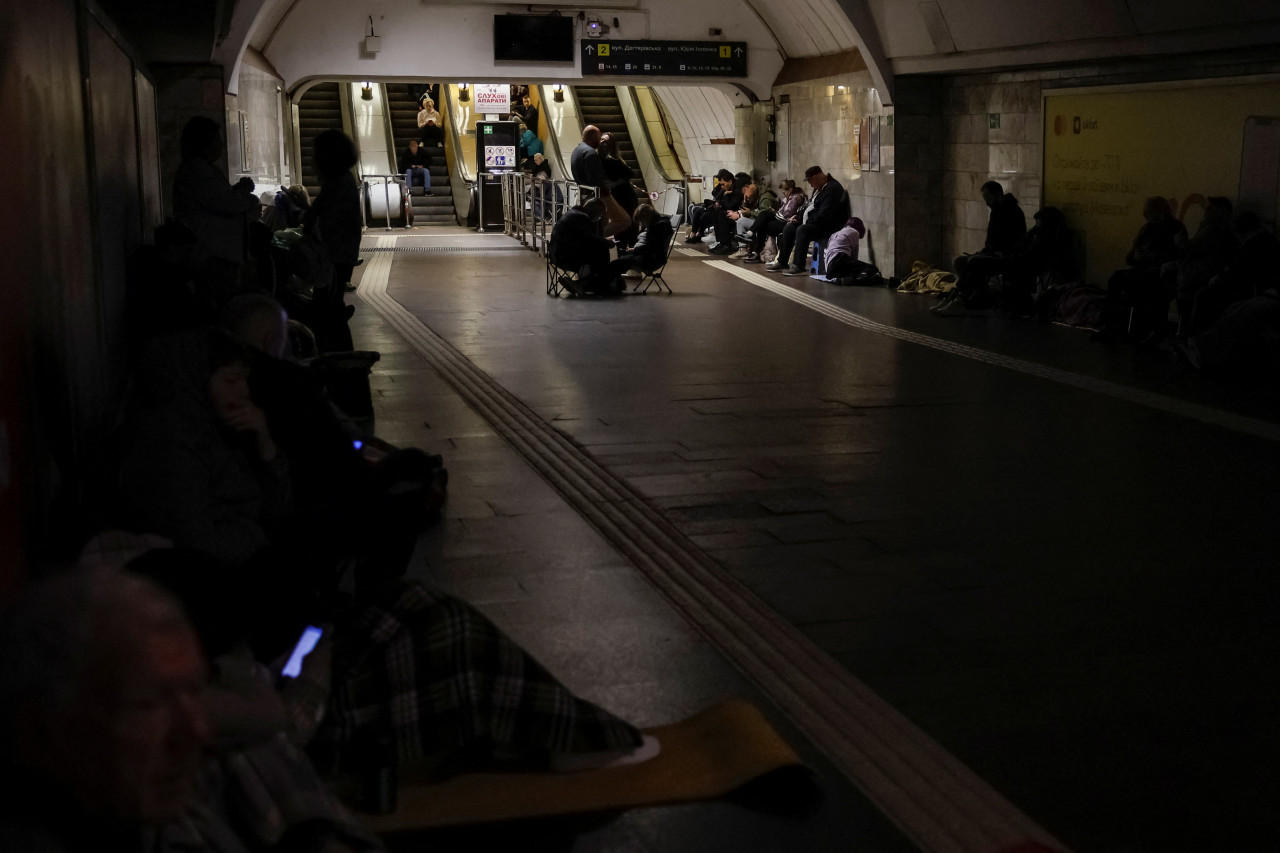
[635,213,683,294]
[546,253,584,297]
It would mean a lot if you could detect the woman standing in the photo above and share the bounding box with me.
[598,133,639,249]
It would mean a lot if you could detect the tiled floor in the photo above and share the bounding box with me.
[353,231,1280,852]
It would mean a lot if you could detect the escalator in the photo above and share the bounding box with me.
[385,83,457,225]
[575,86,646,194]
[295,82,341,200]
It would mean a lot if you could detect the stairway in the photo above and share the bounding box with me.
[295,82,341,201]
[385,83,457,226]
[574,86,646,193]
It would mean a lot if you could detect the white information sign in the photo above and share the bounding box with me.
[484,145,517,168]
[473,84,511,115]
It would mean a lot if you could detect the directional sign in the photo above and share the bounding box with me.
[581,40,747,77]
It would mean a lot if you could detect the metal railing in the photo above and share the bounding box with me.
[499,173,597,256]
[361,174,408,231]
[496,173,691,256]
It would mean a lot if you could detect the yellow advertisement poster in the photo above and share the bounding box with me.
[1043,82,1280,287]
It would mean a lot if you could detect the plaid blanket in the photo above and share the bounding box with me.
[316,580,641,766]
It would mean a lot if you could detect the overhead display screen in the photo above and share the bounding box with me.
[494,14,574,63]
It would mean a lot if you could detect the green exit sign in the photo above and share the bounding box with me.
[988,113,1001,129]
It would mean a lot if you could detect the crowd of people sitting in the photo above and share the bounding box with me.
[0,115,664,850]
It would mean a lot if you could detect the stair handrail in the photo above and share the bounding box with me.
[622,86,683,186]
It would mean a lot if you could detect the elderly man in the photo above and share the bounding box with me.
[0,569,211,849]
[570,124,607,191]
[768,165,850,275]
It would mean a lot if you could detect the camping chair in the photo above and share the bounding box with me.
[635,213,683,294]
[546,251,585,297]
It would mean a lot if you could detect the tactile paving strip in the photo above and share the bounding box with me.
[356,234,1071,853]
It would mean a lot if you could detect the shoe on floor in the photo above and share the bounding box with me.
[684,234,701,244]
[782,266,807,276]
[933,298,967,317]
[764,262,785,272]
[709,243,735,255]
[621,269,643,279]
[743,253,761,263]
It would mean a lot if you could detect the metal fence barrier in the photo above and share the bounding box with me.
[499,173,689,257]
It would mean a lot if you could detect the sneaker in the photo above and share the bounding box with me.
[709,243,735,255]
[765,262,787,273]
[729,246,749,259]
[782,266,807,276]
[928,294,956,314]
[933,298,967,317]
[743,253,761,263]
[684,233,701,244]
[1173,338,1202,370]
[701,232,717,244]
[621,269,643,279]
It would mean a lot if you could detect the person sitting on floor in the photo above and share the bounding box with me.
[548,198,623,295]
[824,217,867,279]
[400,139,432,195]
[767,166,849,275]
[931,181,1026,313]
[1176,276,1280,371]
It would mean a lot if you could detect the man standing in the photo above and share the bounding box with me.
[400,139,432,194]
[769,165,850,275]
[570,125,607,191]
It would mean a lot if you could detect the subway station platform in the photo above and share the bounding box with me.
[350,229,1280,853]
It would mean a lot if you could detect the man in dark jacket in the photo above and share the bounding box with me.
[549,199,621,295]
[933,181,1027,313]
[569,125,607,192]
[709,172,750,255]
[400,139,432,194]
[776,166,850,275]
[686,170,733,242]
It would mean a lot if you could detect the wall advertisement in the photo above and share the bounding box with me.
[1043,81,1280,287]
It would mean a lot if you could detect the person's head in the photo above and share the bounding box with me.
[522,94,532,107]
[779,178,797,196]
[582,125,601,148]
[518,124,528,135]
[205,331,257,428]
[222,293,289,360]
[716,169,734,188]
[533,152,545,166]
[313,129,358,182]
[409,139,420,153]
[180,116,223,162]
[598,133,615,157]
[804,166,828,190]
[582,197,607,222]
[847,216,866,238]
[634,204,657,229]
[1142,196,1174,222]
[980,181,1004,208]
[1205,196,1233,224]
[420,96,434,111]
[735,172,752,189]
[0,569,210,824]
[1033,206,1067,233]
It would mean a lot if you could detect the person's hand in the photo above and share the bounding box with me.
[224,401,278,461]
